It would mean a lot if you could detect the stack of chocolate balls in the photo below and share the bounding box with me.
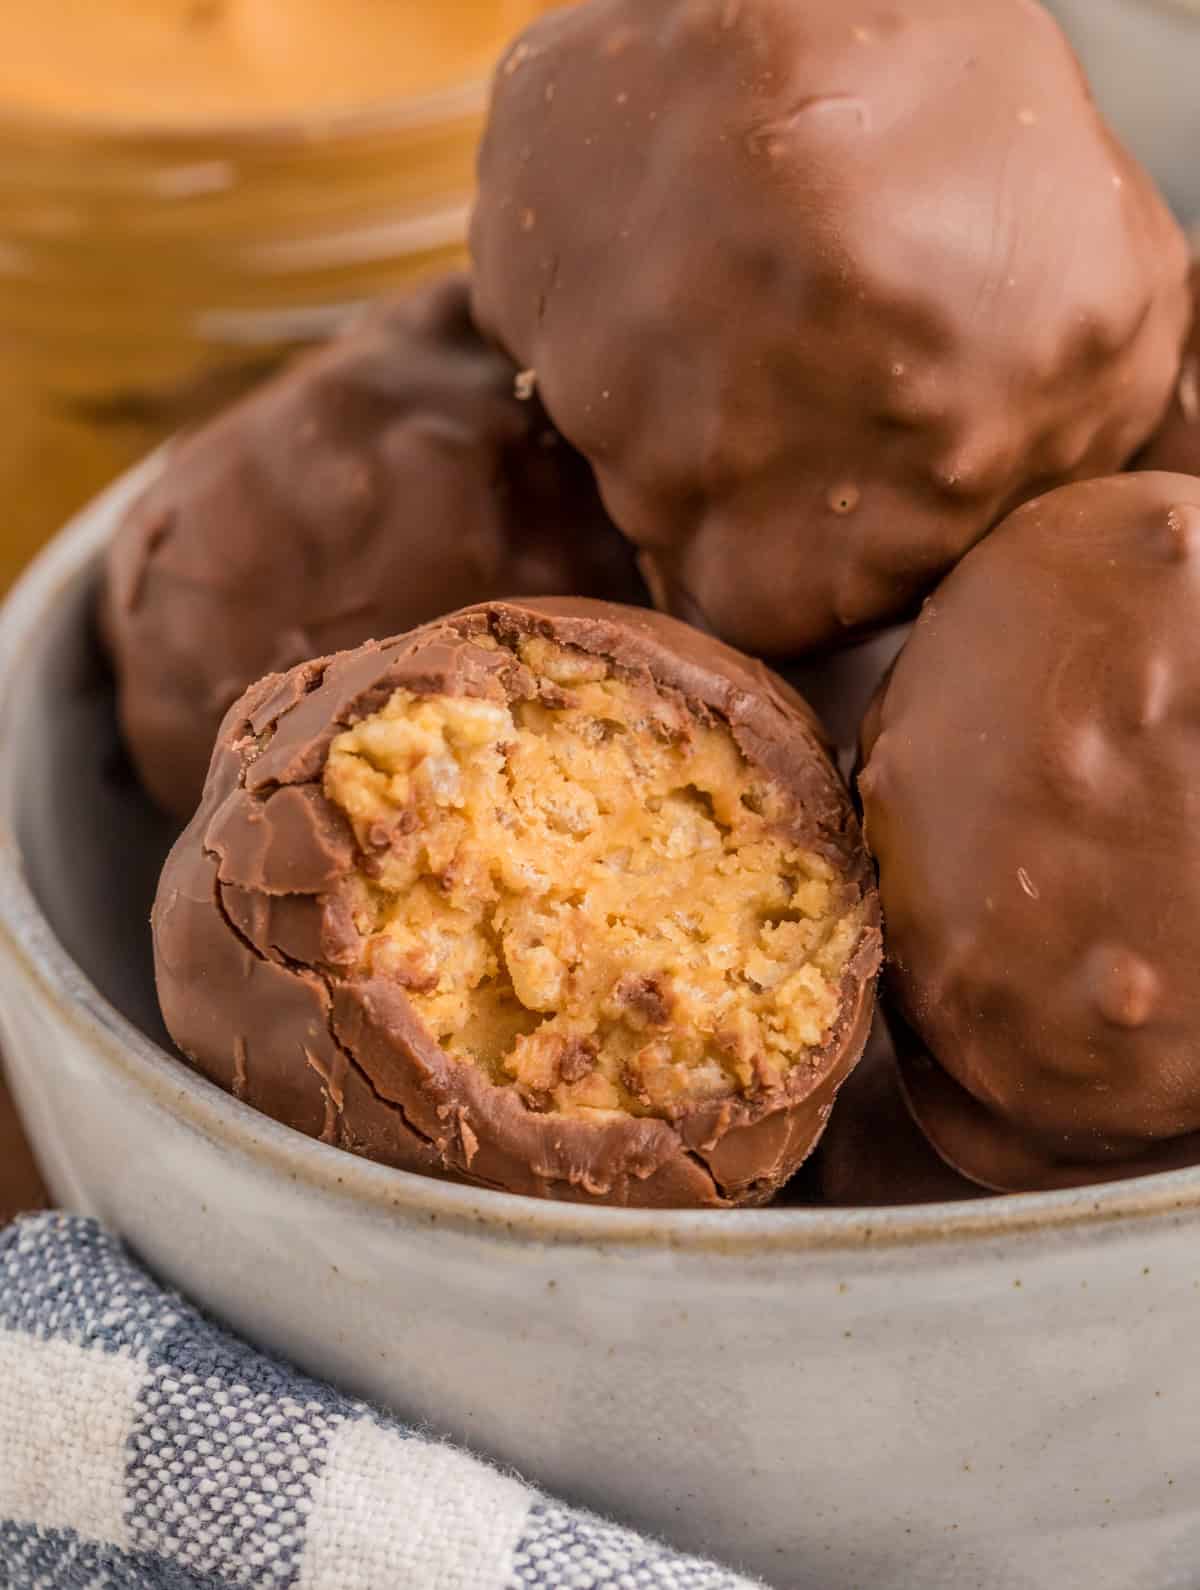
[105,0,1200,1209]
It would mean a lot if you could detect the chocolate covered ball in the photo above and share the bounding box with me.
[469,0,1189,655]
[154,598,880,1208]
[858,473,1200,1191]
[1137,265,1200,476]
[103,273,645,819]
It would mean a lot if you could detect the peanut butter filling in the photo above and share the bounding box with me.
[324,636,863,1122]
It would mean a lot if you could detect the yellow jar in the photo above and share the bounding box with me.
[0,0,552,587]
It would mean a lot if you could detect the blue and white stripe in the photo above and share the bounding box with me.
[0,1216,763,1590]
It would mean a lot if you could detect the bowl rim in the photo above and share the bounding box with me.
[4,463,1200,1255]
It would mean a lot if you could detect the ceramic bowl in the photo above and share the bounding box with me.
[1043,0,1200,222]
[3,464,1200,1590]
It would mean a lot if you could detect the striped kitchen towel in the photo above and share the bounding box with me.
[0,1213,764,1590]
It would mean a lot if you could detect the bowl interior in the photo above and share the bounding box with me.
[7,543,177,1050]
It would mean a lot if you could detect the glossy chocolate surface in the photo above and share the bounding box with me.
[1138,265,1200,478]
[470,0,1189,654]
[860,473,1200,1190]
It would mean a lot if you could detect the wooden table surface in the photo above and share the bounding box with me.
[0,1066,48,1223]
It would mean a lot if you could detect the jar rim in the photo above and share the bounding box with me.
[0,71,492,150]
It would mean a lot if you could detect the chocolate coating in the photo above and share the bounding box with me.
[859,473,1200,1191]
[103,273,646,819]
[814,1012,981,1207]
[782,626,909,780]
[469,0,1189,655]
[1137,265,1200,477]
[153,598,880,1208]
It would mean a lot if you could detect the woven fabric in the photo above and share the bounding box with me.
[0,1214,765,1590]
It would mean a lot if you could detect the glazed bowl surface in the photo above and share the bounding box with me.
[3,465,1200,1590]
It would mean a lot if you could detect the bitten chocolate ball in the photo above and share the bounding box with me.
[153,599,880,1208]
[469,0,1189,655]
[1137,266,1200,476]
[103,273,645,819]
[858,473,1200,1191]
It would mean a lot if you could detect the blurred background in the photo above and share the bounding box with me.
[0,0,559,590]
[0,0,1194,591]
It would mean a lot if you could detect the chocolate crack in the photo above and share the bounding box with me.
[208,856,441,1159]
